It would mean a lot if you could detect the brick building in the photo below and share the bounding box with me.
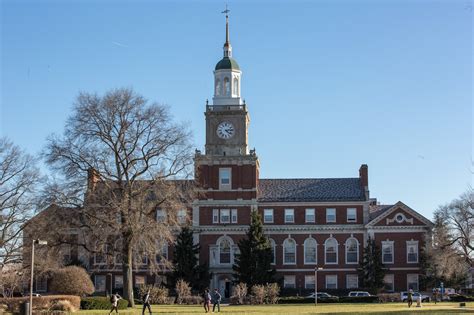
[26,14,432,296]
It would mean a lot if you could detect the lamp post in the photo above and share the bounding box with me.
[314,267,323,306]
[30,239,47,315]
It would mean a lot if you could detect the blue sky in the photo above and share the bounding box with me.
[1,0,472,220]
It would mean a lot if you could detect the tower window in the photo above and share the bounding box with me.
[224,77,230,96]
[233,77,239,96]
[215,79,221,96]
[219,168,231,190]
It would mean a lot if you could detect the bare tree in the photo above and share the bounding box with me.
[0,137,41,270]
[434,189,474,265]
[43,88,194,306]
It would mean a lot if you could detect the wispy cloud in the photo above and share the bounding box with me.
[112,41,128,48]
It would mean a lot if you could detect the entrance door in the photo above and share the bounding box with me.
[218,279,232,298]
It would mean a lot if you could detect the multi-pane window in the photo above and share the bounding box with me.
[264,209,274,223]
[384,274,394,292]
[220,209,230,223]
[94,243,108,265]
[156,243,168,264]
[325,275,337,289]
[345,238,359,264]
[219,168,231,189]
[407,241,418,263]
[114,275,123,289]
[304,238,317,264]
[213,209,219,223]
[231,209,238,223]
[36,276,48,292]
[407,274,419,291]
[219,238,231,264]
[269,238,276,264]
[305,275,315,289]
[156,209,166,222]
[382,241,394,264]
[325,238,338,264]
[305,208,315,223]
[326,208,336,223]
[94,275,106,292]
[135,275,146,288]
[283,275,296,289]
[284,209,295,223]
[283,238,296,264]
[346,274,358,289]
[347,208,357,222]
[177,209,187,224]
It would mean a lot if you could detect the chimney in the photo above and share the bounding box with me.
[87,168,101,191]
[359,164,369,199]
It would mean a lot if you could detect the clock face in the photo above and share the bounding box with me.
[216,121,235,139]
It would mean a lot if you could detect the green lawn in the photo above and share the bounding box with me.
[75,302,474,314]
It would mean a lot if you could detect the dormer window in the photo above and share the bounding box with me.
[219,168,231,190]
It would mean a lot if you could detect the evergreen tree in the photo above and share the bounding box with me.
[358,236,386,293]
[233,211,276,287]
[169,226,209,291]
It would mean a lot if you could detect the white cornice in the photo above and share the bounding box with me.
[257,201,370,207]
[366,201,433,228]
[194,225,366,234]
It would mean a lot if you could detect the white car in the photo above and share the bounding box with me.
[348,291,371,297]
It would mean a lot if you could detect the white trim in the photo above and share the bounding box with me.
[382,241,394,264]
[406,240,419,264]
[326,208,336,223]
[324,237,338,264]
[345,237,359,264]
[213,209,219,224]
[305,208,315,223]
[258,201,369,207]
[220,209,230,224]
[284,208,295,223]
[346,274,358,289]
[347,208,357,222]
[305,275,316,289]
[303,237,317,265]
[325,274,338,289]
[283,238,297,265]
[218,167,232,190]
[276,268,357,272]
[264,209,274,223]
[366,201,433,227]
[283,275,296,289]
[231,209,238,223]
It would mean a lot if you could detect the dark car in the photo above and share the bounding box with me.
[306,292,339,301]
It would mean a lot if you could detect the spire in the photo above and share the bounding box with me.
[222,5,232,58]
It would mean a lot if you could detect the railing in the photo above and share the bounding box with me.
[206,104,246,111]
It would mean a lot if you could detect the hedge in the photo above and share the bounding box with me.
[279,297,338,304]
[449,295,474,302]
[339,296,380,303]
[0,295,80,313]
[80,296,129,310]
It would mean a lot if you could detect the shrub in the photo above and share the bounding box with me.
[265,283,280,304]
[378,293,401,302]
[449,295,474,302]
[175,279,191,304]
[50,299,77,312]
[0,295,80,313]
[49,266,94,296]
[231,282,248,305]
[80,296,129,310]
[183,295,203,305]
[251,285,265,305]
[138,284,171,304]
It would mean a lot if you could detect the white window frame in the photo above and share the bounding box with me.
[94,275,106,292]
[305,208,315,223]
[325,275,338,289]
[305,275,315,289]
[114,275,123,289]
[220,209,230,224]
[219,168,231,190]
[284,208,295,223]
[346,274,358,289]
[326,208,336,223]
[231,209,238,223]
[177,209,187,224]
[283,238,297,265]
[283,275,296,289]
[347,208,357,222]
[264,209,274,223]
[407,274,419,291]
[406,241,419,264]
[382,241,394,264]
[324,238,338,264]
[304,238,317,264]
[218,237,233,265]
[213,209,219,223]
[345,238,359,264]
[384,274,394,292]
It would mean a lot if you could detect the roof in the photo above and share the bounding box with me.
[215,57,240,71]
[369,204,394,221]
[257,178,365,202]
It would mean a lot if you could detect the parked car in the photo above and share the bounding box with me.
[400,291,430,302]
[306,292,339,301]
[348,291,371,297]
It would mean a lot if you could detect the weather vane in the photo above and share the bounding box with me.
[222,4,230,16]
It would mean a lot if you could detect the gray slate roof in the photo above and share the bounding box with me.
[369,204,394,221]
[257,178,366,202]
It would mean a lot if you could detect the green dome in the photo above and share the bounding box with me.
[215,57,240,71]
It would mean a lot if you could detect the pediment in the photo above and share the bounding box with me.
[366,201,433,228]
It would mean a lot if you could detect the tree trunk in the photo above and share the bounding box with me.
[122,237,135,307]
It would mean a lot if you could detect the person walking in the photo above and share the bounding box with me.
[142,289,152,315]
[109,292,122,314]
[203,289,211,313]
[433,288,438,304]
[212,288,222,313]
[407,289,413,308]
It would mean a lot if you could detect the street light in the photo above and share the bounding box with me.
[314,267,323,306]
[30,239,47,315]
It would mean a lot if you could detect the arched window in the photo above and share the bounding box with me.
[269,238,276,264]
[224,77,230,96]
[345,238,359,264]
[304,238,317,264]
[219,238,231,264]
[215,79,221,96]
[325,238,338,264]
[233,77,239,96]
[283,238,296,264]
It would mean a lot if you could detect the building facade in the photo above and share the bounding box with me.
[26,14,432,296]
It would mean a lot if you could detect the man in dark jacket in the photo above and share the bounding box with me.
[212,288,222,312]
[142,289,152,314]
